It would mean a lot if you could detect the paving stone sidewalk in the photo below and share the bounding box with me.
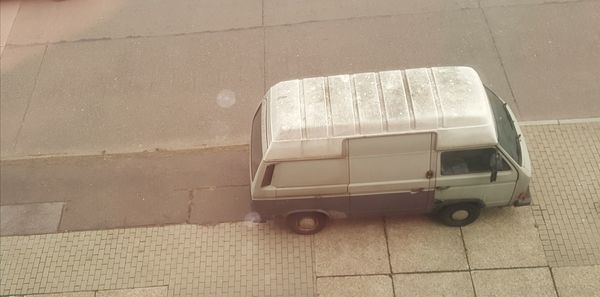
[523,122,600,267]
[2,211,599,297]
[0,223,314,297]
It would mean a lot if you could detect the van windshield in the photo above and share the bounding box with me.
[486,88,522,166]
[251,105,263,180]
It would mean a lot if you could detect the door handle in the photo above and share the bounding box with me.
[435,186,451,190]
[425,170,434,179]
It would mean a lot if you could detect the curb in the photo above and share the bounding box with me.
[520,117,600,126]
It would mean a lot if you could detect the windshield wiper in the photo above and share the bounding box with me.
[503,103,517,130]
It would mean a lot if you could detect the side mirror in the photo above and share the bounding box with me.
[490,151,501,182]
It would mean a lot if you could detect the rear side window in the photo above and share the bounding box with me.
[441,148,510,176]
[271,159,348,187]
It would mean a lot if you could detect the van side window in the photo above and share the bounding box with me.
[441,148,511,176]
[271,159,348,188]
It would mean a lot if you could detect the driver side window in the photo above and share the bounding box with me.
[441,148,511,176]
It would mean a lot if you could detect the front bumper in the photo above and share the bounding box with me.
[513,196,532,206]
[513,188,532,207]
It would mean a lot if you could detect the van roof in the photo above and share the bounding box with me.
[263,66,498,161]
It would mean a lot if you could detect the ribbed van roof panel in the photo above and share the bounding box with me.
[265,66,497,161]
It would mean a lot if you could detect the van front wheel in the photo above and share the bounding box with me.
[286,212,328,235]
[437,203,481,227]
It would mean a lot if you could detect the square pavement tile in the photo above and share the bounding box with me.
[393,271,475,297]
[461,207,546,269]
[95,286,167,297]
[0,202,63,236]
[8,0,262,44]
[14,29,264,157]
[317,275,394,297]
[0,0,21,55]
[0,0,20,49]
[58,187,189,232]
[0,45,46,157]
[315,218,390,276]
[552,265,600,297]
[386,217,469,272]
[472,267,557,297]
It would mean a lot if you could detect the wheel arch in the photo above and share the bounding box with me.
[433,199,485,212]
[285,209,330,218]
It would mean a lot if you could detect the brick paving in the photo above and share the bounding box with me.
[523,122,600,266]
[0,223,314,297]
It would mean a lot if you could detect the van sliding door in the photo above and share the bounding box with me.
[348,133,435,216]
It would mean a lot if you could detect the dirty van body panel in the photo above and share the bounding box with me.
[251,193,436,219]
[348,133,436,215]
[252,196,350,219]
[350,191,435,217]
[271,158,348,197]
[434,171,517,207]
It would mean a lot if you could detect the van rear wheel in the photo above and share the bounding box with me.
[286,212,328,235]
[438,203,481,227]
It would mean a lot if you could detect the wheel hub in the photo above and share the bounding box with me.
[451,210,469,221]
[298,217,317,230]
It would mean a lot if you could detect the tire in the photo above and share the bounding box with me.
[286,212,328,235]
[437,203,481,227]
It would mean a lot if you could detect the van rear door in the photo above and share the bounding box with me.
[348,133,435,216]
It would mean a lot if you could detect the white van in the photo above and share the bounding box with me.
[249,67,532,234]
